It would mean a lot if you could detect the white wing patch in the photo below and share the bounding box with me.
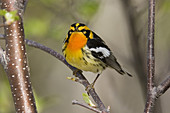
[89,47,110,58]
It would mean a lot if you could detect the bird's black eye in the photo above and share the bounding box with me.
[83,31,87,34]
[81,29,86,34]
[83,30,90,38]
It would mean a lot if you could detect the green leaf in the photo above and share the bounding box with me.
[0,9,7,15]
[82,93,96,107]
[5,10,19,24]
[0,10,19,25]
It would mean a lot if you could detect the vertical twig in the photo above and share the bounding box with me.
[1,0,37,112]
[144,0,155,113]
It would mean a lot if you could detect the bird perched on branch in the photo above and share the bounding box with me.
[62,23,132,87]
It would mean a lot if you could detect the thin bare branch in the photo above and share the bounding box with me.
[144,0,156,112]
[156,76,170,98]
[72,100,101,113]
[25,39,108,113]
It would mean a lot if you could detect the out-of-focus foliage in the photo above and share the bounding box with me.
[156,0,170,49]
[161,0,170,12]
[24,0,100,40]
[34,90,60,112]
[0,68,15,113]
[25,18,50,37]
[78,1,100,20]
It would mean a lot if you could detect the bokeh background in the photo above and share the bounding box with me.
[0,0,170,113]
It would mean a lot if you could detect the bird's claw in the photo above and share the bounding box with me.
[73,69,82,77]
[85,83,95,95]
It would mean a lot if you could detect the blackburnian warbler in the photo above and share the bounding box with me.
[62,23,132,86]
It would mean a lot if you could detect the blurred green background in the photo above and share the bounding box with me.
[0,0,170,113]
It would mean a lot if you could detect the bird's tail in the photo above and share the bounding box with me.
[115,68,132,77]
[105,54,132,77]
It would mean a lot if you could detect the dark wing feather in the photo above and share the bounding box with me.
[87,32,132,77]
[87,32,110,63]
[105,53,125,74]
[87,32,109,49]
[105,52,132,76]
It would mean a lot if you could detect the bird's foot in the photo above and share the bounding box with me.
[85,83,95,95]
[73,69,82,77]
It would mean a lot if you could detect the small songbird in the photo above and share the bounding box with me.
[62,23,132,87]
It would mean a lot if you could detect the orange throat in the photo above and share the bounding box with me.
[67,32,87,51]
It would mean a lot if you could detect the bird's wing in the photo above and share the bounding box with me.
[87,31,111,63]
[87,32,132,77]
